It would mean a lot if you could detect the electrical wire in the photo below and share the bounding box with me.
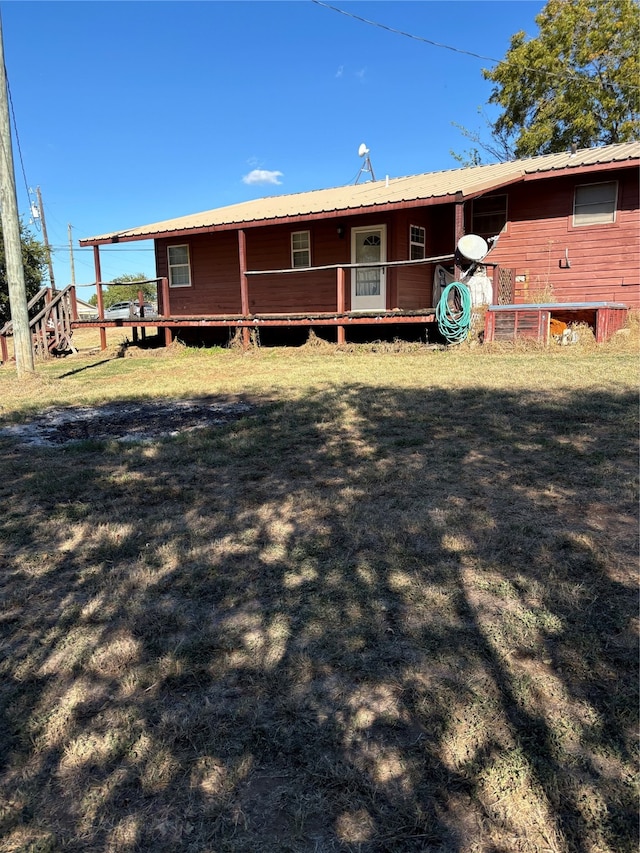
[46,245,155,252]
[311,0,640,91]
[312,0,504,64]
[5,72,30,204]
[436,282,472,344]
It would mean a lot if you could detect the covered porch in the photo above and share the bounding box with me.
[80,239,511,349]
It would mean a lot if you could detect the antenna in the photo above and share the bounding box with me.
[355,142,376,183]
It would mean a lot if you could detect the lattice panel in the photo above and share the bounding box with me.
[497,268,514,304]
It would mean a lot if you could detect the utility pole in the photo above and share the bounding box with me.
[0,16,34,374]
[68,223,75,285]
[36,185,55,291]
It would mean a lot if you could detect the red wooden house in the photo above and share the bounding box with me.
[79,141,639,347]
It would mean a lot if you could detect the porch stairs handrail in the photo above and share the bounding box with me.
[0,284,78,363]
[0,285,51,338]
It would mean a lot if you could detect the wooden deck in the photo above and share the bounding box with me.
[71,308,440,346]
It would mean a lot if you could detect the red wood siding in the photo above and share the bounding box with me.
[246,222,347,313]
[156,232,242,315]
[475,168,639,309]
[387,205,456,310]
[392,209,433,309]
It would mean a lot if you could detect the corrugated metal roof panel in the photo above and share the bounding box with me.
[81,142,640,244]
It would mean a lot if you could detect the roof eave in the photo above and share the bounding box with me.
[523,157,640,181]
[79,182,526,247]
[79,195,462,246]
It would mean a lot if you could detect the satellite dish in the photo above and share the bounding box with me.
[457,234,489,262]
[355,143,376,183]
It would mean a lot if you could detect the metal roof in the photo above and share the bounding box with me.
[80,142,640,245]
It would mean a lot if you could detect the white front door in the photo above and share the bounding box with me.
[351,226,387,311]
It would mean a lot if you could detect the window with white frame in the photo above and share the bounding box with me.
[291,231,311,268]
[472,194,507,239]
[410,225,426,260]
[167,244,191,287]
[573,181,617,226]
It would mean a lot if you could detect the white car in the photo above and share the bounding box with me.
[104,301,156,320]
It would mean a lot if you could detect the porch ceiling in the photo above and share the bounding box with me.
[80,141,640,246]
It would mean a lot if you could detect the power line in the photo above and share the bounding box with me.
[5,71,30,202]
[46,244,155,252]
[311,0,640,91]
[312,0,505,65]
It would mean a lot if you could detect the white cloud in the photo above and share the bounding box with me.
[242,169,283,186]
[335,65,344,78]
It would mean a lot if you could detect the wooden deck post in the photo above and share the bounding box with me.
[336,267,346,344]
[137,288,146,341]
[160,277,172,347]
[93,246,107,351]
[454,192,464,279]
[238,229,250,348]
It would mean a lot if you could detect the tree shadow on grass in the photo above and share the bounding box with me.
[0,383,637,851]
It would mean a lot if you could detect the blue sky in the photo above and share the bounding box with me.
[1,0,543,295]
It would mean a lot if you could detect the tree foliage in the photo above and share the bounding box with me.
[88,273,156,308]
[483,0,640,158]
[0,223,48,325]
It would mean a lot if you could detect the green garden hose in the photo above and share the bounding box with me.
[436,282,472,344]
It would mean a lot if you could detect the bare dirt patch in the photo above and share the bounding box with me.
[0,399,254,446]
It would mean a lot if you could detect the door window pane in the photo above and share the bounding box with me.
[356,269,380,296]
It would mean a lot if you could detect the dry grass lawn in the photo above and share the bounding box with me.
[0,326,638,852]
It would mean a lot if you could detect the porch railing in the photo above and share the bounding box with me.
[85,260,513,350]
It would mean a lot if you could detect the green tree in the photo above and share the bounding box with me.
[484,0,640,158]
[88,273,156,308]
[0,223,47,325]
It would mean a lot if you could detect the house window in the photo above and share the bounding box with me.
[573,181,617,226]
[410,225,426,260]
[472,195,507,239]
[291,231,311,268]
[167,245,191,287]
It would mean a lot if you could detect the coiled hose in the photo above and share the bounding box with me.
[436,282,472,344]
